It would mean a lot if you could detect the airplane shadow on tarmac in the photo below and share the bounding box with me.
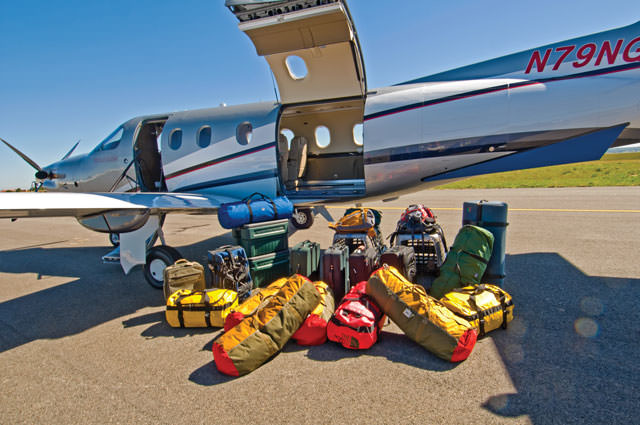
[0,232,236,353]
[484,253,640,425]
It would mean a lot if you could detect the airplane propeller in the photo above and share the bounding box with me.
[61,140,80,161]
[0,137,54,181]
[1,136,81,181]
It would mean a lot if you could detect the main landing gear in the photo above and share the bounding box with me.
[143,245,182,289]
[290,207,314,229]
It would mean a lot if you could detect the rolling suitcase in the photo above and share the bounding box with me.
[207,245,252,300]
[163,259,206,300]
[348,245,378,284]
[290,240,321,279]
[321,241,350,303]
[380,245,417,282]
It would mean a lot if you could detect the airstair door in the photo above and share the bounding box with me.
[227,0,366,105]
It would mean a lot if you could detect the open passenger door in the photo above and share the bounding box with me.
[227,0,367,199]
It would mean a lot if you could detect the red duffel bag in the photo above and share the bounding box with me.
[327,281,385,350]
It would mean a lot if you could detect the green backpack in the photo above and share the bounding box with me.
[430,225,494,299]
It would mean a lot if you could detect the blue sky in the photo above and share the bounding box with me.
[1,0,638,189]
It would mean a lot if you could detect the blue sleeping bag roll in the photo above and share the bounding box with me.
[218,193,294,229]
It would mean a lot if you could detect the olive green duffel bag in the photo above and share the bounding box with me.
[429,225,494,299]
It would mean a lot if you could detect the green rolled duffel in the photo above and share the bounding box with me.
[430,225,494,299]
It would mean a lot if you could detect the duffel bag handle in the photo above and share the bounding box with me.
[174,259,189,265]
[242,192,277,222]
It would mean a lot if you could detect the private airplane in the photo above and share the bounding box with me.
[1,0,639,287]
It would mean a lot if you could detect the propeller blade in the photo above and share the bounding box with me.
[0,137,43,172]
[61,140,80,160]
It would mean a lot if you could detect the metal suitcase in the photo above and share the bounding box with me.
[348,245,378,284]
[380,245,417,282]
[290,240,321,279]
[320,241,350,303]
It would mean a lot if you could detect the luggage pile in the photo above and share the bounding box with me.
[157,196,515,376]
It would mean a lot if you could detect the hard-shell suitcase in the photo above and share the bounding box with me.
[462,200,508,286]
[348,245,378,284]
[207,245,252,300]
[232,219,289,257]
[321,242,350,303]
[290,240,321,279]
[165,288,238,328]
[439,284,514,337]
[163,259,206,300]
[380,245,417,282]
[429,225,494,299]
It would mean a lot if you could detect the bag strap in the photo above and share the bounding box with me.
[243,193,277,222]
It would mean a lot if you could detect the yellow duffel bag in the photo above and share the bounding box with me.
[212,275,321,377]
[166,289,238,328]
[439,284,514,337]
[222,279,289,331]
[366,265,477,362]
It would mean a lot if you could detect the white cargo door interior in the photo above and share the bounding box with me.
[234,1,366,104]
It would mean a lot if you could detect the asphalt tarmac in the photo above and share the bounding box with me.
[1,187,639,424]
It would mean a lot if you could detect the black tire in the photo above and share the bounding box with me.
[291,207,314,229]
[109,233,120,247]
[143,245,182,289]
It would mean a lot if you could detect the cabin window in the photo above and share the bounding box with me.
[236,122,252,146]
[285,55,308,80]
[280,128,294,148]
[315,126,331,149]
[99,126,123,151]
[169,129,182,150]
[353,123,364,146]
[197,126,212,148]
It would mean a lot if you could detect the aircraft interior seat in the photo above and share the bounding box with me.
[278,133,289,184]
[287,136,308,184]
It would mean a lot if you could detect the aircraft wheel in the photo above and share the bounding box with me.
[143,245,182,289]
[109,233,120,247]
[291,207,313,229]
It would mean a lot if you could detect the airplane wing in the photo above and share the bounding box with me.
[0,192,239,219]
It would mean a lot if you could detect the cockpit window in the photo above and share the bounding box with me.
[93,126,124,152]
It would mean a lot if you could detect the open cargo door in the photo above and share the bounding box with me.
[227,0,367,200]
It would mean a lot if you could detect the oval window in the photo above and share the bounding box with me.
[285,55,308,80]
[197,126,212,148]
[280,128,294,148]
[169,129,182,150]
[236,122,252,146]
[315,126,331,149]
[353,123,364,146]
